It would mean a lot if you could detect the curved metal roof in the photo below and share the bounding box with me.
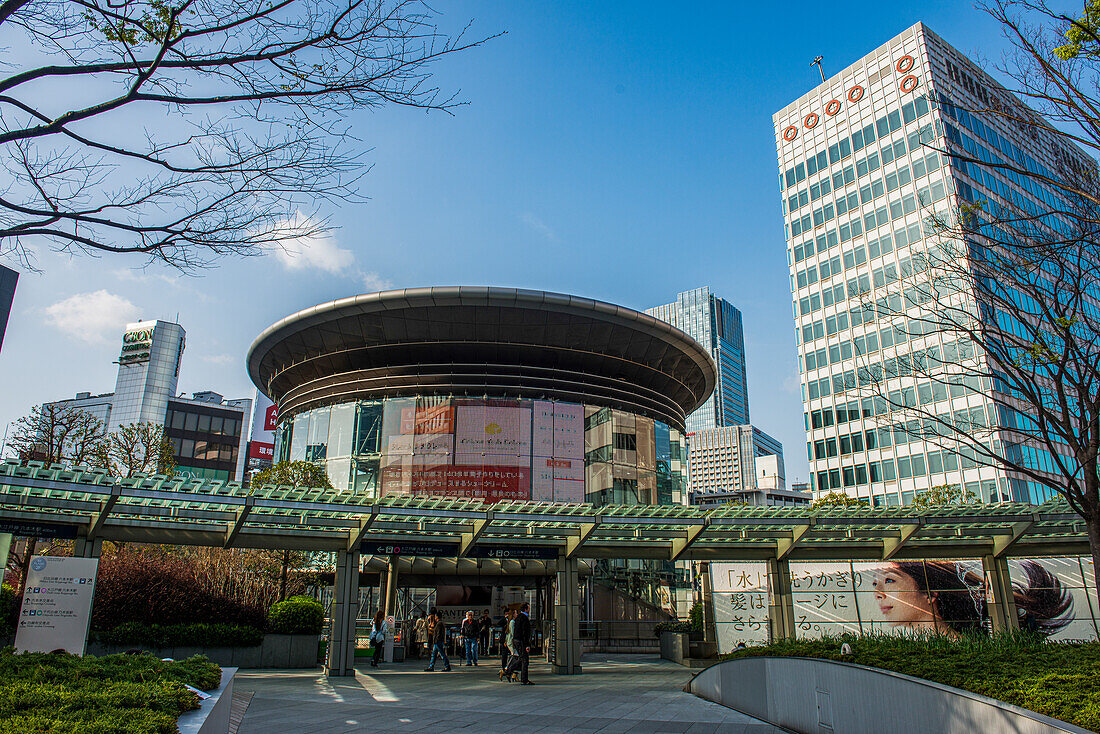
[247,287,717,430]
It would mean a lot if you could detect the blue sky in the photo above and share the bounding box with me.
[0,2,1028,482]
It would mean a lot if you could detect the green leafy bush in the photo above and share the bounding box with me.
[653,621,694,638]
[0,584,17,639]
[92,622,263,649]
[688,600,704,632]
[0,649,220,733]
[267,595,323,635]
[724,632,1100,731]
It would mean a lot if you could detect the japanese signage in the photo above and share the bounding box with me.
[0,519,78,539]
[361,541,460,557]
[248,394,277,462]
[711,562,770,649]
[469,544,560,560]
[15,556,99,655]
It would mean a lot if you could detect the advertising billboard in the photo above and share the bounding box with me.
[248,393,277,463]
[711,555,1098,651]
[531,400,584,503]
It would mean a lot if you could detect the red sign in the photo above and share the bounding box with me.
[400,404,455,434]
[263,405,278,432]
[382,464,530,502]
[249,441,274,460]
[546,459,572,469]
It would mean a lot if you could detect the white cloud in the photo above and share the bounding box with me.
[520,212,558,242]
[360,271,393,292]
[44,290,140,344]
[270,213,354,274]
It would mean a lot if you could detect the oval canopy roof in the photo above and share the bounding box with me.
[247,287,716,431]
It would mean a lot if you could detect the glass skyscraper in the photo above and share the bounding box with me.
[646,287,749,434]
[775,22,1076,505]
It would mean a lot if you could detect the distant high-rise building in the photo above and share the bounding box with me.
[774,22,1081,505]
[646,287,749,433]
[109,320,186,431]
[686,424,783,497]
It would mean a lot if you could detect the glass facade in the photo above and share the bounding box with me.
[274,396,688,506]
[646,287,749,434]
[109,320,185,432]
[165,400,244,481]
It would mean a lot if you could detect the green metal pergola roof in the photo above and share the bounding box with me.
[0,461,1088,562]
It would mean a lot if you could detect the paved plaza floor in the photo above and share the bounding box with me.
[233,653,781,733]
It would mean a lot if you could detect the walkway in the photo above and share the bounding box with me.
[233,654,781,733]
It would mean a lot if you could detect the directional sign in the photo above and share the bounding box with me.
[0,519,78,539]
[469,544,560,560]
[361,541,460,557]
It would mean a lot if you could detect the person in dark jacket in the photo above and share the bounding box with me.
[460,610,479,666]
[503,602,533,684]
[478,610,492,655]
[424,609,451,672]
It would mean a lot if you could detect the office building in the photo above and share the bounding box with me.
[46,320,250,481]
[690,485,811,509]
[775,22,1077,505]
[686,424,783,498]
[646,287,749,433]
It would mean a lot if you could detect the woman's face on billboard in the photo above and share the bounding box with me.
[872,565,935,628]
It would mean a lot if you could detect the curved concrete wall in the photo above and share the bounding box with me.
[689,657,1091,734]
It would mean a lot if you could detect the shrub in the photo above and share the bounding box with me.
[0,584,17,639]
[92,622,264,649]
[688,600,704,632]
[0,649,220,734]
[653,621,694,638]
[723,632,1100,731]
[268,595,324,635]
[92,548,267,630]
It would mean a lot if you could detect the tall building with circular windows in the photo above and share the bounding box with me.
[247,287,716,508]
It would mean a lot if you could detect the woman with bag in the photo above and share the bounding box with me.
[369,610,387,668]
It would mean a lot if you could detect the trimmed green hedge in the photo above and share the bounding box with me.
[267,595,323,635]
[653,621,694,638]
[724,633,1100,732]
[92,622,264,649]
[0,649,220,733]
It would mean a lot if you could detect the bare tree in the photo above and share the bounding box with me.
[850,185,1100,600]
[6,402,107,465]
[0,0,497,270]
[97,421,175,477]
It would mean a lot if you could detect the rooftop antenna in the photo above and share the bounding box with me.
[811,55,825,83]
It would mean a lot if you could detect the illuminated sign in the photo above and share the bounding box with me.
[781,55,920,144]
[119,326,155,364]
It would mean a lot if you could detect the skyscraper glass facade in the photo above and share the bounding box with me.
[646,287,749,434]
[774,22,1076,506]
[109,320,185,432]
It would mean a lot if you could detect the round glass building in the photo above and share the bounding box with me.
[247,287,716,508]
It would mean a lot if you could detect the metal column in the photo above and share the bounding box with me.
[767,557,796,641]
[983,554,1019,632]
[383,556,399,618]
[326,550,360,677]
[553,554,582,674]
[699,562,718,644]
[73,537,102,558]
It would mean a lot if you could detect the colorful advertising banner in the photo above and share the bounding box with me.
[15,556,99,655]
[248,393,277,462]
[712,555,1098,652]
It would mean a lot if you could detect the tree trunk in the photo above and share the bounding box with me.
[279,550,289,601]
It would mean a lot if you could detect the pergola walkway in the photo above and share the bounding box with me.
[232,654,779,733]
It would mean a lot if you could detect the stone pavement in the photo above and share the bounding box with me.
[234,654,782,733]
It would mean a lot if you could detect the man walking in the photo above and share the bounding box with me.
[478,610,492,656]
[504,602,533,685]
[460,610,479,666]
[424,609,451,672]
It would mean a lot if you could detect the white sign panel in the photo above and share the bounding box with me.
[16,555,99,655]
[710,561,770,650]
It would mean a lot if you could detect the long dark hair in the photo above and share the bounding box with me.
[373,609,384,628]
[889,560,1073,635]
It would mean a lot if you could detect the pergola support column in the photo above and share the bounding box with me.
[767,557,796,641]
[982,554,1019,632]
[326,550,360,677]
[73,537,102,558]
[699,562,718,644]
[553,554,582,674]
[384,555,399,618]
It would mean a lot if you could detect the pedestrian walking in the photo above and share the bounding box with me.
[503,602,533,685]
[498,610,514,678]
[424,609,451,672]
[478,610,492,656]
[369,610,387,668]
[460,610,479,666]
[414,612,428,659]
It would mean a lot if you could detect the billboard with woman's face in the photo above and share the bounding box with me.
[711,555,1096,652]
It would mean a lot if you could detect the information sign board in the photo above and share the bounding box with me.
[15,555,99,655]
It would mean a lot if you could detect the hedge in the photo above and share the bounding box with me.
[0,649,220,734]
[267,595,324,635]
[92,622,264,649]
[724,632,1100,732]
[0,585,16,639]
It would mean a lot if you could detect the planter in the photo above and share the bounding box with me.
[87,633,320,668]
[659,631,690,664]
[178,667,236,734]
